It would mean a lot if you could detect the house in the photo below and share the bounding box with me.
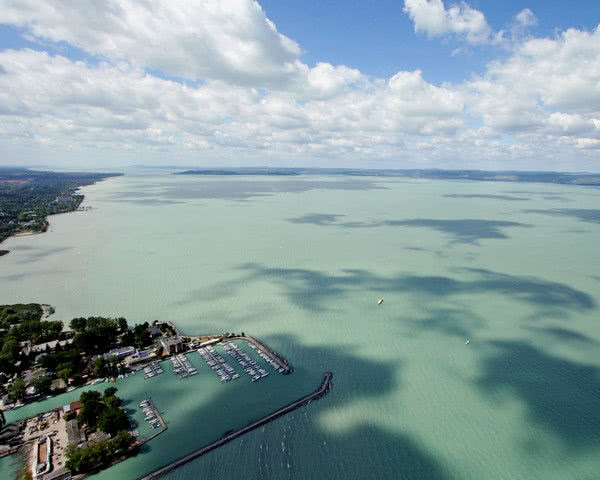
[23,339,74,356]
[63,400,82,416]
[149,323,161,338]
[107,346,136,360]
[160,337,183,355]
[124,349,157,367]
[66,419,85,446]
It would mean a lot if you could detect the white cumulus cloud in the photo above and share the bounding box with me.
[403,0,493,45]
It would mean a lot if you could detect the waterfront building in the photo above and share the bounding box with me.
[160,337,183,355]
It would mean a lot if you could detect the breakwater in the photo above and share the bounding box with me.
[138,371,333,480]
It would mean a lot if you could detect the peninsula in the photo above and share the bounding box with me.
[0,168,121,254]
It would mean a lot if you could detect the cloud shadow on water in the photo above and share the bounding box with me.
[286,213,531,245]
[382,219,531,245]
[111,179,385,202]
[191,265,595,321]
[129,335,449,480]
[524,209,600,224]
[288,213,345,226]
[526,326,598,345]
[442,193,529,201]
[477,340,600,450]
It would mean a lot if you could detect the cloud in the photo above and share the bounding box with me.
[403,0,494,45]
[515,8,537,27]
[0,1,599,170]
[0,0,304,89]
[466,25,600,147]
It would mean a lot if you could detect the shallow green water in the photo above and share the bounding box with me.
[1,173,599,479]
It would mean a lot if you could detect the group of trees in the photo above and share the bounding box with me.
[1,305,159,404]
[65,430,135,474]
[77,388,130,436]
[121,321,152,350]
[0,304,60,376]
[70,316,127,354]
[93,356,121,378]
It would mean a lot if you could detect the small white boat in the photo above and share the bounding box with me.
[377,298,384,305]
[465,339,470,345]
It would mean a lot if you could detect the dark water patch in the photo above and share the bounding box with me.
[527,326,598,344]
[443,194,529,201]
[14,246,73,264]
[461,268,595,312]
[477,340,600,449]
[116,198,184,206]
[204,264,595,316]
[403,307,481,339]
[110,179,385,202]
[0,273,28,281]
[157,334,447,480]
[506,190,565,195]
[543,195,570,201]
[287,213,345,226]
[286,214,530,245]
[524,209,600,224]
[382,219,530,245]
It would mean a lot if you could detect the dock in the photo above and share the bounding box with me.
[239,335,292,374]
[137,371,333,480]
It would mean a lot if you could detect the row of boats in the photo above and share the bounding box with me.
[139,399,162,430]
[198,346,240,382]
[143,361,164,379]
[223,342,270,382]
[248,342,287,373]
[171,353,198,378]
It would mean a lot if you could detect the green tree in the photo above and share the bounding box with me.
[103,387,118,399]
[98,406,129,436]
[77,390,104,430]
[29,376,52,395]
[93,356,117,378]
[7,378,25,401]
[69,317,87,332]
[117,317,128,331]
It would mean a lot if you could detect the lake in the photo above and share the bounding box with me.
[1,172,599,479]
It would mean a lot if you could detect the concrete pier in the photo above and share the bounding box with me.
[138,371,333,480]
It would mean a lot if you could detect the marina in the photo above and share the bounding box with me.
[138,398,165,431]
[197,346,240,382]
[170,354,197,378]
[143,361,164,380]
[224,342,269,382]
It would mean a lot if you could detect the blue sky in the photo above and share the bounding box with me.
[0,1,599,171]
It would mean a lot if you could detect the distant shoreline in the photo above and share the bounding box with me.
[174,167,600,186]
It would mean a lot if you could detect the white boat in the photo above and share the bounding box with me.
[465,339,470,345]
[377,298,384,305]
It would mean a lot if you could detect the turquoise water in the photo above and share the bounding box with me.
[1,173,599,479]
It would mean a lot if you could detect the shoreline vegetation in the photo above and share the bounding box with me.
[0,168,122,255]
[173,167,600,186]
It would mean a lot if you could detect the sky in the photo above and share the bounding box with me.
[0,0,599,171]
